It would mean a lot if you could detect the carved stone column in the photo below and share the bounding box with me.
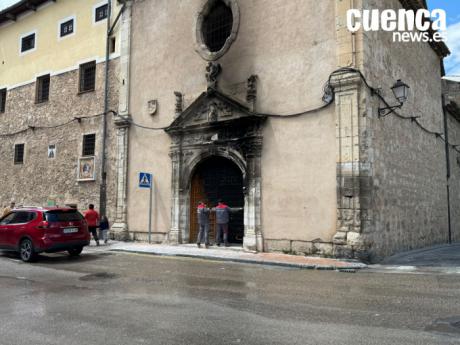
[168,148,182,244]
[111,1,132,240]
[243,137,263,252]
[330,72,369,259]
[111,117,130,239]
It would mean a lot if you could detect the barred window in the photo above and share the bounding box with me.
[60,19,74,37]
[36,74,50,103]
[79,61,96,93]
[82,134,96,156]
[14,144,24,164]
[21,33,35,52]
[109,36,116,53]
[0,89,6,113]
[95,4,108,22]
[202,1,233,52]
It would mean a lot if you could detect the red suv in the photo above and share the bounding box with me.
[0,207,90,262]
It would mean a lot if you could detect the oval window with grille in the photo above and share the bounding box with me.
[195,0,240,61]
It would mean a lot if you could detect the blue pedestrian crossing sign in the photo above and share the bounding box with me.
[139,172,152,188]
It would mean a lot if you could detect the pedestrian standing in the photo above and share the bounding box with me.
[214,200,243,247]
[196,201,210,248]
[214,200,231,247]
[99,215,110,244]
[84,204,100,246]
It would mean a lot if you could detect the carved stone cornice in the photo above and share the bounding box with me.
[244,136,263,158]
[114,114,131,128]
[329,72,362,91]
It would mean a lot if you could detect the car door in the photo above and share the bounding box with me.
[0,212,16,249]
[5,211,32,247]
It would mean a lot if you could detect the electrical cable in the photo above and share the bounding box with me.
[334,67,460,155]
[2,67,460,157]
[0,111,105,137]
[119,116,170,130]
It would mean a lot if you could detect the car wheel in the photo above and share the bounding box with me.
[68,246,83,257]
[19,239,36,262]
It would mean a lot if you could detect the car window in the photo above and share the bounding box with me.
[0,213,15,225]
[10,211,33,224]
[45,210,84,222]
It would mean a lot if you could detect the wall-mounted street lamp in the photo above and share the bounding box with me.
[378,79,410,117]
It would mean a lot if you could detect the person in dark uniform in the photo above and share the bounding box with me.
[196,201,210,248]
[214,200,243,247]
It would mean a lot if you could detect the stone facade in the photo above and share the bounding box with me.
[444,79,460,244]
[0,60,120,221]
[126,0,338,251]
[350,0,454,261]
[113,0,455,261]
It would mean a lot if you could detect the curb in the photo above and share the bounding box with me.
[109,249,366,271]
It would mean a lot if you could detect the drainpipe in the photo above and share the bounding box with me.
[442,93,452,244]
[99,0,112,217]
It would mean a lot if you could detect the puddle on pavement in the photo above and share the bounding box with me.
[79,272,119,281]
[426,316,460,335]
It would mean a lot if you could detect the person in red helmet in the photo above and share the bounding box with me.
[196,200,210,248]
[214,200,242,247]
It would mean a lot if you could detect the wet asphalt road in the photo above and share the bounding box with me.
[1,250,460,345]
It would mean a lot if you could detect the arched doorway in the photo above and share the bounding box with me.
[189,156,244,245]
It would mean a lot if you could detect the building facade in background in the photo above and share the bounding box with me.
[113,0,458,262]
[0,0,121,221]
[1,0,459,262]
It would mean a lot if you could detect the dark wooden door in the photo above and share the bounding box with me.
[189,156,244,244]
[190,172,216,243]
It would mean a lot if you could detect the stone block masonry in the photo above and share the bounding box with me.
[0,59,119,221]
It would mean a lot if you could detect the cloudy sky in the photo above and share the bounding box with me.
[428,1,460,80]
[0,0,458,78]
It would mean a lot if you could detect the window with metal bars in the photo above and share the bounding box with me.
[60,19,74,37]
[14,144,24,164]
[95,4,108,22]
[0,89,6,113]
[21,33,35,52]
[82,134,96,156]
[109,36,116,53]
[202,1,233,52]
[79,61,96,93]
[36,74,50,103]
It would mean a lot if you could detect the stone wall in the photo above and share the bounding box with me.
[0,59,119,221]
[360,0,449,261]
[446,113,460,243]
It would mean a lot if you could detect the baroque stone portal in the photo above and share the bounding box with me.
[165,87,265,251]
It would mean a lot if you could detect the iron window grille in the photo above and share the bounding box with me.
[0,89,6,113]
[36,74,50,103]
[60,19,74,37]
[202,1,233,52]
[14,144,24,164]
[109,36,116,53]
[95,4,108,22]
[21,33,35,52]
[48,144,56,159]
[82,134,96,156]
[79,61,96,93]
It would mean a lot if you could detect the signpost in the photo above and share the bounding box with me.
[139,172,153,243]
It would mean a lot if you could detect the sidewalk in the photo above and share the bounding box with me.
[87,241,367,271]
